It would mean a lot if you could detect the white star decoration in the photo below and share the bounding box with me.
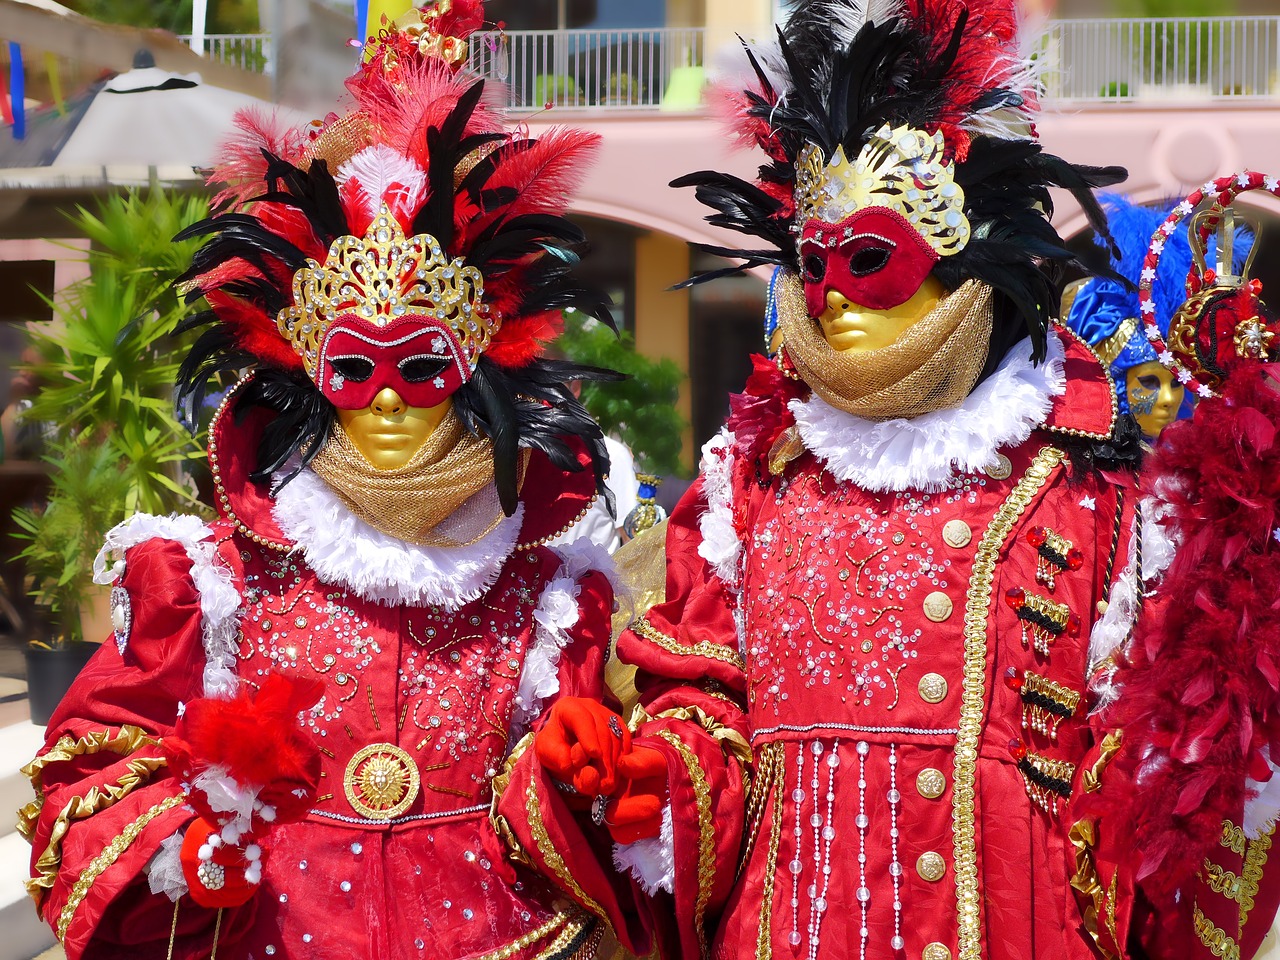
[1177,368,1193,383]
[1141,267,1156,282]
[1079,496,1097,511]
[1273,528,1280,546]
[1176,201,1194,216]
[1267,177,1280,192]
[1159,350,1175,365]
[1161,221,1177,236]
[1197,384,1214,397]
[1151,237,1166,254]
[1238,173,1252,187]
[1142,300,1156,314]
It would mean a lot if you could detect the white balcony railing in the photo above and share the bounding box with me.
[184,17,1280,108]
[1041,16,1280,102]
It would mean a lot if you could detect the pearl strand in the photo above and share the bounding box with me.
[807,739,839,960]
[788,743,806,948]
[856,740,870,960]
[889,743,904,952]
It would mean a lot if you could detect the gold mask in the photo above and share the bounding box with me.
[335,387,452,470]
[1125,361,1185,438]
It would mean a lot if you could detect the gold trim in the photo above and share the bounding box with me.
[25,754,169,906]
[1082,731,1123,794]
[755,750,785,960]
[1193,905,1241,960]
[633,704,753,768]
[532,913,601,960]
[470,911,576,960]
[1044,323,1120,442]
[1069,731,1124,960]
[657,729,716,960]
[1221,820,1248,857]
[56,793,184,943]
[1240,824,1274,927]
[739,742,782,873]
[954,446,1065,960]
[633,617,746,672]
[488,734,537,871]
[19,725,159,838]
[525,778,608,921]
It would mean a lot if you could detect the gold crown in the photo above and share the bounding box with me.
[794,124,970,257]
[277,206,492,378]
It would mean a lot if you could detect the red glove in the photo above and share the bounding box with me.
[605,745,668,845]
[179,817,263,909]
[535,697,631,796]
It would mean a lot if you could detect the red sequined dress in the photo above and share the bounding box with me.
[21,405,649,960]
[618,330,1144,960]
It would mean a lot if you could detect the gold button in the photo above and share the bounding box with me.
[919,673,948,703]
[942,519,972,548]
[860,640,874,654]
[917,767,946,799]
[917,851,947,882]
[923,944,952,960]
[923,591,953,622]
[984,454,1013,480]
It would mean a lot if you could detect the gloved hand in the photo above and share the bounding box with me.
[179,817,264,909]
[535,697,631,796]
[604,745,668,845]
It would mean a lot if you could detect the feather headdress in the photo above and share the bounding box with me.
[681,0,1127,377]
[175,6,618,513]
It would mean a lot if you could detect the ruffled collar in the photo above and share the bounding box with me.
[271,467,524,610]
[789,332,1066,493]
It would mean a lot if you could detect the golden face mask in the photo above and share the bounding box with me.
[335,388,453,470]
[1125,361,1185,437]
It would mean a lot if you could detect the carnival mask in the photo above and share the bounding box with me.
[317,317,469,410]
[1125,360,1184,437]
[794,124,970,324]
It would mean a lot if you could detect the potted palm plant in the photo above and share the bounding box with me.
[12,187,210,723]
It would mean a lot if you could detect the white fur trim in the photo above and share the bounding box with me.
[146,830,188,902]
[94,513,242,699]
[271,468,523,610]
[1246,752,1280,840]
[612,804,674,895]
[1089,498,1179,711]
[790,333,1066,494]
[698,429,740,586]
[508,573,581,740]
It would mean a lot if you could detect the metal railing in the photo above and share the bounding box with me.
[465,28,705,110]
[179,33,273,74]
[183,17,1280,107]
[1040,16,1280,102]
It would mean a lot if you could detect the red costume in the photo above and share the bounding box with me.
[20,5,660,958]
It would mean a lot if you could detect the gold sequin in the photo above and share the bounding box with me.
[918,673,948,703]
[917,768,946,799]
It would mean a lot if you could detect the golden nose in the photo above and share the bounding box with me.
[370,387,406,417]
[825,289,853,314]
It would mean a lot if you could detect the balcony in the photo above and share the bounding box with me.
[182,15,1280,109]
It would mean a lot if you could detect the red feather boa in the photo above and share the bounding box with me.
[1094,364,1280,903]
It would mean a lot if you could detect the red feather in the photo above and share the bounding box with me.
[163,673,324,826]
[1091,364,1280,906]
[206,290,304,373]
[210,107,308,212]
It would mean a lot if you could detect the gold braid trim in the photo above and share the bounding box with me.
[489,733,537,871]
[1193,905,1242,960]
[56,793,184,943]
[656,729,715,960]
[630,704,753,768]
[755,746,786,960]
[1069,732,1125,959]
[633,617,746,672]
[533,913,602,960]
[26,754,169,905]
[18,725,159,839]
[739,742,782,874]
[1202,860,1246,908]
[1221,821,1248,856]
[954,446,1065,960]
[470,910,577,960]
[1240,824,1274,928]
[524,778,609,922]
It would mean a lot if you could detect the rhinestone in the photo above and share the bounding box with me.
[415,939,425,950]
[340,881,351,892]
[302,934,313,943]
[265,948,276,956]
[463,909,474,920]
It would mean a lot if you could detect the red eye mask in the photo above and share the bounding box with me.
[799,207,940,315]
[316,316,470,410]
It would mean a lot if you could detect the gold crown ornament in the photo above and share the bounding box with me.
[394,0,471,67]
[794,123,971,257]
[276,205,492,377]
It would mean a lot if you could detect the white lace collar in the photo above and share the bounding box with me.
[271,468,524,610]
[789,332,1066,493]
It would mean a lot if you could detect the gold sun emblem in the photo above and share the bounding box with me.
[344,743,420,819]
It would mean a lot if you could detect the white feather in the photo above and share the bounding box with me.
[336,144,428,220]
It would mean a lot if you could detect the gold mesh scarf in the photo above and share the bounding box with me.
[776,272,996,421]
[310,410,513,548]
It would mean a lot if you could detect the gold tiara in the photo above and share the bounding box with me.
[794,124,970,258]
[276,205,493,377]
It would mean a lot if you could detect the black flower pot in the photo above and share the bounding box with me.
[25,641,99,726]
